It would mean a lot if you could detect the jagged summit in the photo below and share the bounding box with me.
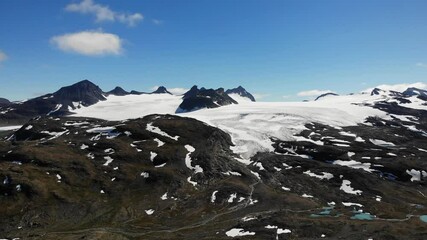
[183,85,199,99]
[151,86,172,94]
[178,86,237,112]
[107,86,129,96]
[225,86,256,102]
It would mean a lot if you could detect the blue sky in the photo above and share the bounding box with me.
[0,0,426,101]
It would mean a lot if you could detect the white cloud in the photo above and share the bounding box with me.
[117,13,143,27]
[0,50,7,62]
[152,19,163,25]
[168,87,188,95]
[416,62,427,68]
[362,82,427,93]
[65,0,143,27]
[252,93,270,100]
[50,30,123,56]
[297,90,334,97]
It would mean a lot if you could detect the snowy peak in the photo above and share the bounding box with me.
[151,86,172,94]
[177,86,238,112]
[107,86,129,96]
[225,86,256,102]
[315,92,338,101]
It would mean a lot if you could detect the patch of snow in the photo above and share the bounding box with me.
[187,176,197,186]
[155,162,166,168]
[277,228,291,234]
[302,194,313,198]
[150,152,157,161]
[342,202,363,207]
[211,190,218,203]
[154,138,165,147]
[339,131,357,137]
[104,148,114,154]
[41,130,68,140]
[184,145,203,173]
[369,139,395,147]
[225,228,255,237]
[228,193,237,203]
[223,171,242,176]
[146,122,179,141]
[406,169,427,182]
[145,209,155,215]
[303,170,334,180]
[161,192,168,200]
[103,156,114,166]
[333,160,375,173]
[254,162,265,171]
[242,216,256,222]
[47,104,62,116]
[228,93,253,103]
[340,180,362,195]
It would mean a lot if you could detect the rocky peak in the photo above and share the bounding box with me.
[225,86,256,102]
[107,86,129,96]
[53,79,106,106]
[152,86,172,94]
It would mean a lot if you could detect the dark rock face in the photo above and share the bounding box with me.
[315,92,338,101]
[151,86,172,94]
[225,86,256,102]
[370,87,383,96]
[0,98,10,106]
[130,90,146,95]
[177,86,238,112]
[403,87,427,100]
[107,86,129,96]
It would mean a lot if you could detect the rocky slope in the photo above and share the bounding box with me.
[1,83,427,239]
[1,108,427,239]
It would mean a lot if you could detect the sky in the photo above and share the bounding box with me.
[0,0,426,101]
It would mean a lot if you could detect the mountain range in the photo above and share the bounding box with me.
[0,80,256,126]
